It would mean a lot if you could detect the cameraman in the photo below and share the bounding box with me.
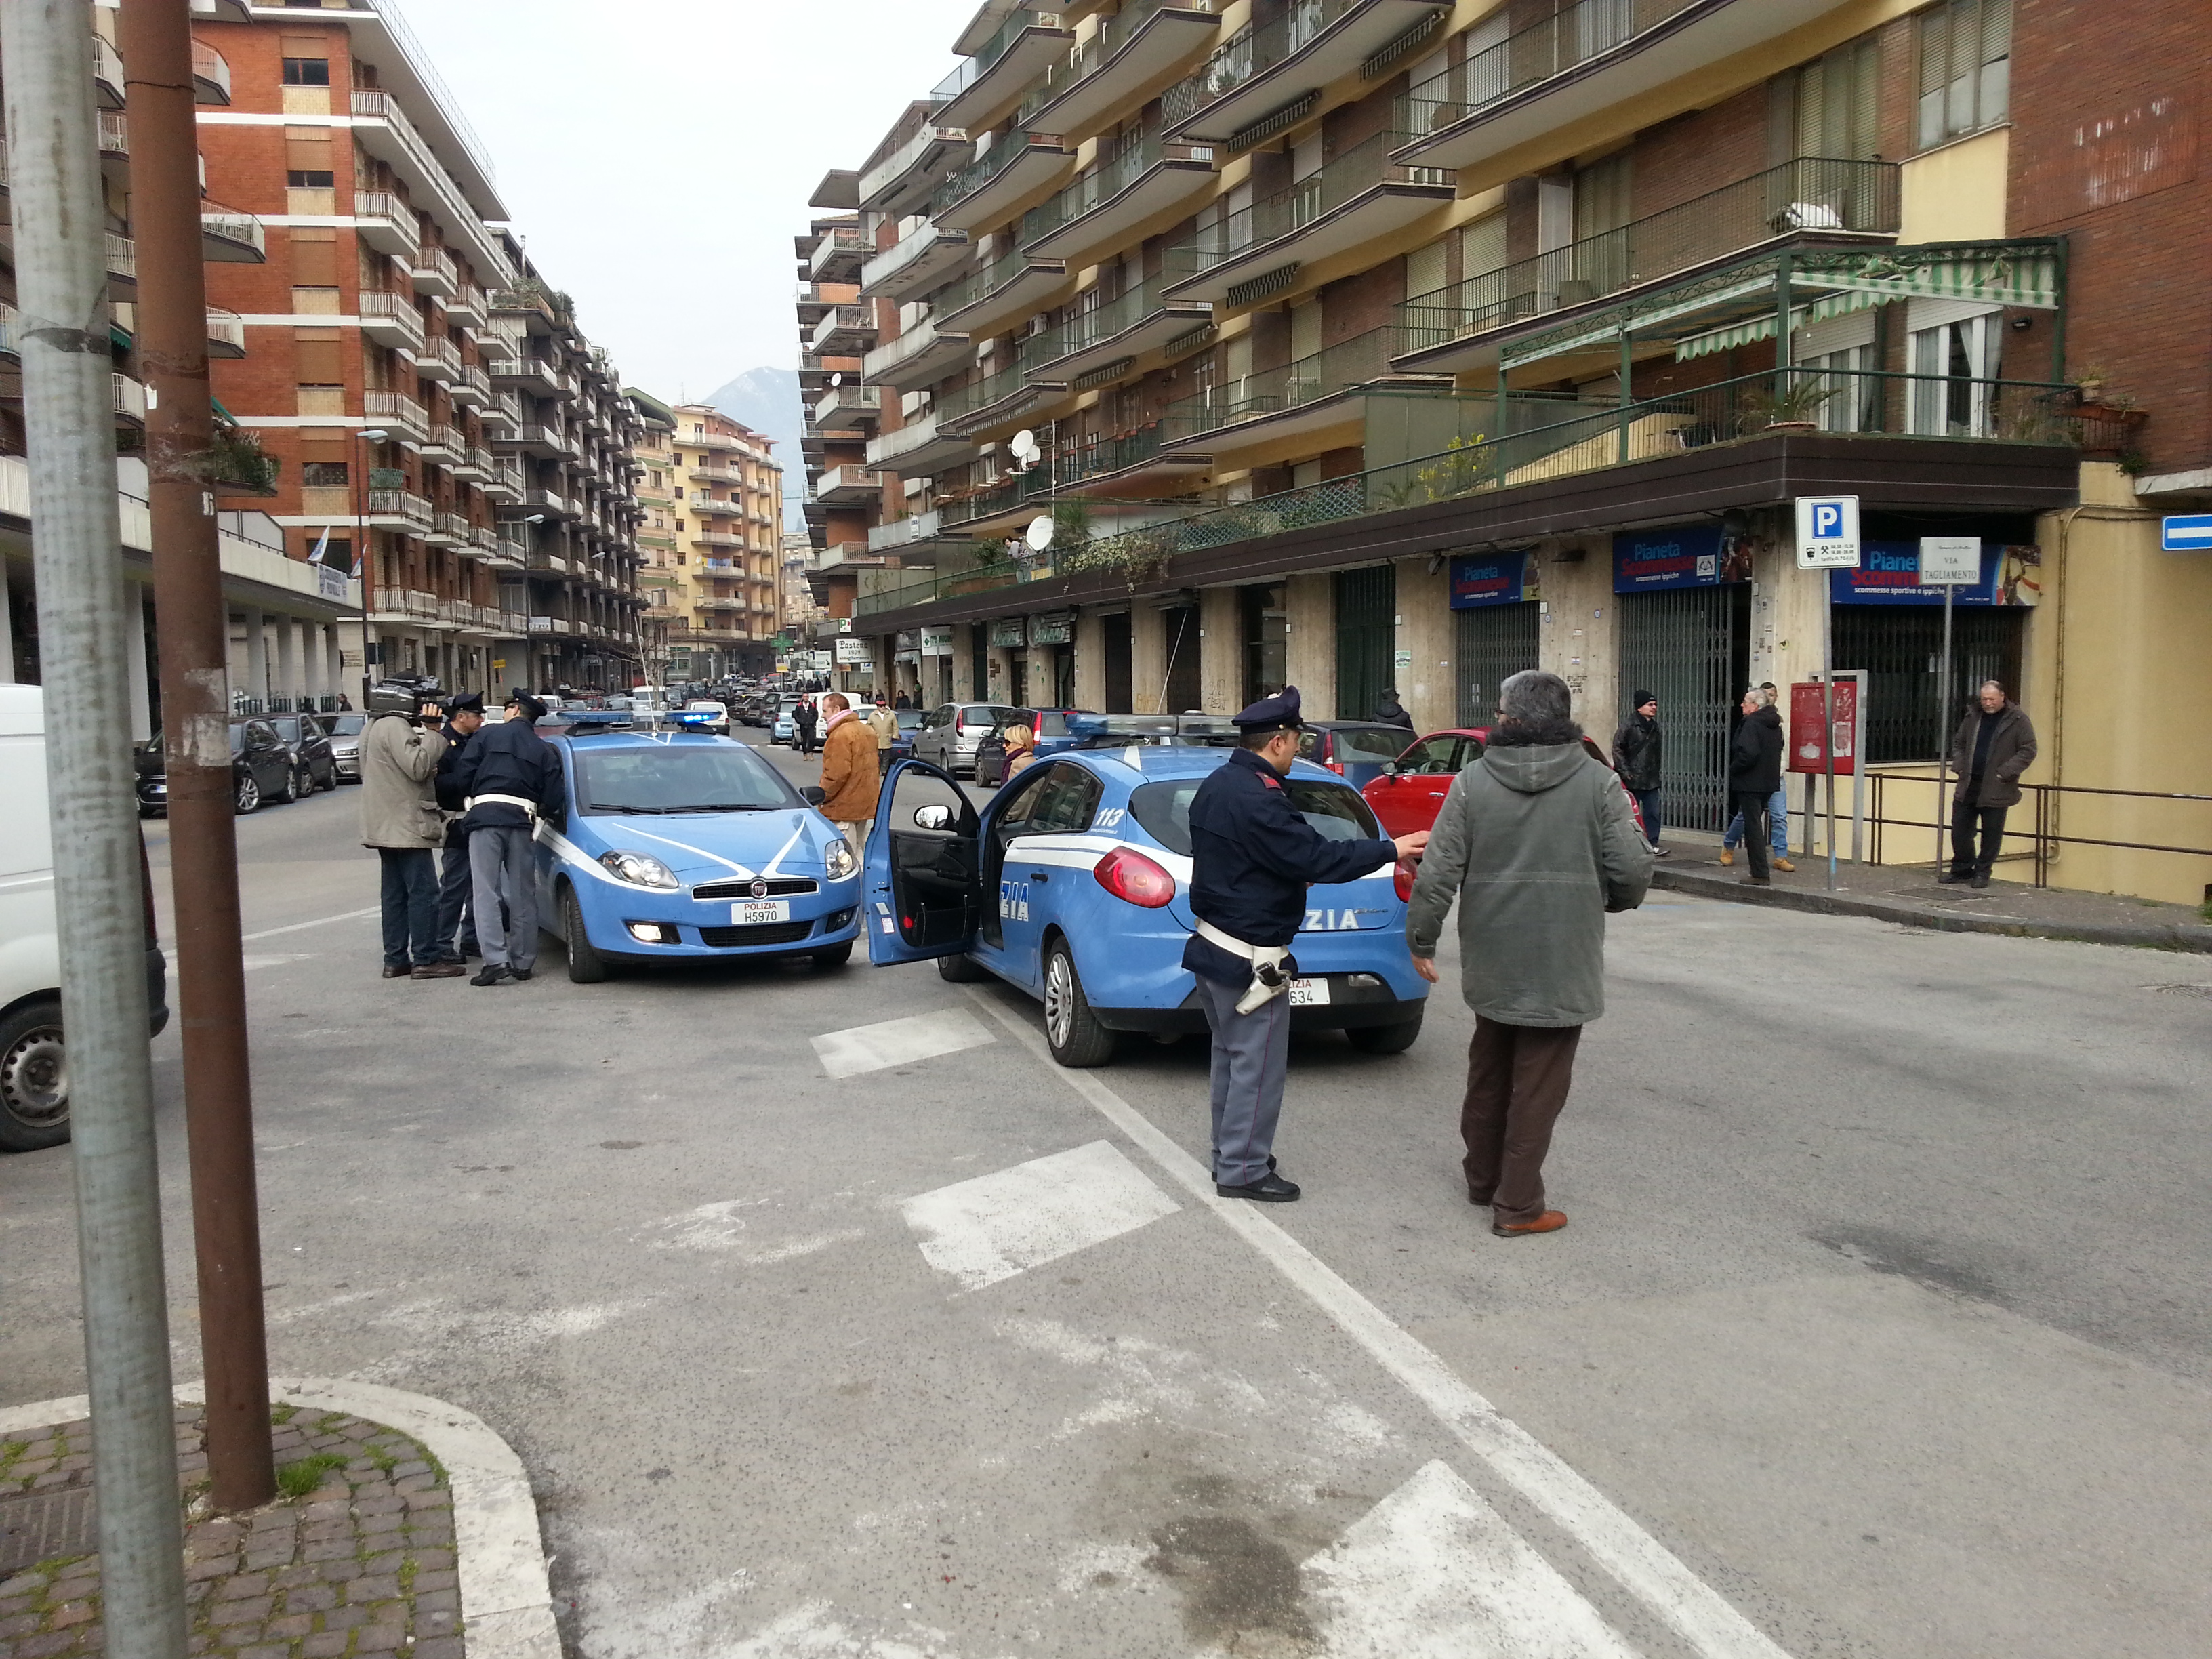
[357,679,457,979]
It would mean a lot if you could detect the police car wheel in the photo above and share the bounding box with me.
[936,951,988,983]
[1347,1011,1423,1054]
[562,888,611,983]
[810,941,853,968]
[1042,941,1115,1068]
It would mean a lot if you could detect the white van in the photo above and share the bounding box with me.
[0,684,169,1151]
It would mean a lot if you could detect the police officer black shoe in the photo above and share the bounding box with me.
[511,968,533,981]
[380,964,409,979]
[470,964,514,987]
[1969,872,1990,889]
[1936,872,1964,884]
[1216,1172,1300,1202]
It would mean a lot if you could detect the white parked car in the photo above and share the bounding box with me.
[0,685,169,1151]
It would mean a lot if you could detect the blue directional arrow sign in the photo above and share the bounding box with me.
[2161,514,2212,552]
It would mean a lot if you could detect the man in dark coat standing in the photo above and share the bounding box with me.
[1184,687,1429,1202]
[1610,690,1664,855]
[430,691,486,965]
[1372,687,1414,729]
[451,693,565,985]
[794,697,820,756]
[1944,680,2038,888]
[1728,687,1785,886]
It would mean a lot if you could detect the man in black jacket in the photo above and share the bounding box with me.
[1610,689,1664,855]
[430,692,486,966]
[451,694,565,985]
[1372,688,1413,729]
[1725,690,1778,889]
[1943,680,2038,888]
[1184,687,1429,1202]
[1727,687,1786,885]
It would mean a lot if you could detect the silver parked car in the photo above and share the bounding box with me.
[912,702,1027,778]
[321,711,366,782]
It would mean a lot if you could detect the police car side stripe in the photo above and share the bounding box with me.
[615,825,757,878]
[760,821,806,878]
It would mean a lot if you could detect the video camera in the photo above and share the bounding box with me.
[365,676,443,721]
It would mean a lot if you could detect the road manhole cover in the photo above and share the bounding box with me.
[2143,983,2212,999]
[0,1486,98,1574]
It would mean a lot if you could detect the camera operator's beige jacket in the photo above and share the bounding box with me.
[357,714,448,850]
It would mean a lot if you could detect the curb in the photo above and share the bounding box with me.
[1651,866,2212,953]
[0,1378,558,1659]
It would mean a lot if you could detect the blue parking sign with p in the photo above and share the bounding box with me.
[1795,495,1861,569]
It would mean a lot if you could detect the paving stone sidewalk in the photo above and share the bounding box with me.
[1652,836,2212,951]
[0,1404,462,1658]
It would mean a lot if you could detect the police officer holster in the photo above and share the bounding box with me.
[1195,920,1293,1015]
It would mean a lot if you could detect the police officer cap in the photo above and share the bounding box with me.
[1232,684,1303,733]
[444,691,485,715]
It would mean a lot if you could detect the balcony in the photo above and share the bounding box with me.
[191,209,262,266]
[426,509,470,547]
[503,425,571,462]
[863,314,972,393]
[357,289,426,351]
[474,320,519,362]
[105,232,136,297]
[1163,324,1450,449]
[351,191,419,258]
[810,304,879,359]
[866,409,976,477]
[934,247,1069,340]
[491,354,565,398]
[447,284,488,328]
[867,508,972,565]
[1391,157,1902,375]
[1019,279,1210,382]
[450,445,491,483]
[192,40,232,105]
[693,529,745,549]
[483,392,523,436]
[411,245,459,300]
[449,361,493,407]
[796,283,842,327]
[420,422,465,463]
[1161,129,1454,303]
[808,224,871,284]
[932,129,1073,233]
[205,308,245,359]
[1049,422,1215,493]
[1163,0,1450,143]
[363,390,430,443]
[97,110,129,178]
[415,335,463,382]
[860,220,972,303]
[933,9,1076,131]
[1019,131,1216,264]
[1025,0,1225,140]
[814,465,884,507]
[93,35,124,108]
[485,463,526,507]
[857,117,972,219]
[367,488,434,531]
[1395,0,1839,173]
[692,495,745,517]
[937,361,1067,438]
[113,373,146,426]
[525,488,574,518]
[811,384,882,432]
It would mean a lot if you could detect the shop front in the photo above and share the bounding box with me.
[1613,526,1753,833]
[1449,550,1542,727]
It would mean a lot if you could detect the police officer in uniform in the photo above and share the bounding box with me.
[430,691,486,964]
[1184,687,1429,1200]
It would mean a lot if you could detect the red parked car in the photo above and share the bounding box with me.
[1362,726,1647,841]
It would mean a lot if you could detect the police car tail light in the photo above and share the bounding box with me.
[1094,846,1175,908]
[1393,859,1416,901]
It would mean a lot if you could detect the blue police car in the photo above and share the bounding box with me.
[860,747,1428,1066]
[534,717,862,981]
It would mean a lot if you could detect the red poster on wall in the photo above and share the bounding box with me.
[1788,680,1859,775]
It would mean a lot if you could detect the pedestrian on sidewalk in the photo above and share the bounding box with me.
[1729,687,1785,886]
[1610,691,1665,855]
[894,689,912,710]
[1721,681,1794,873]
[865,696,899,775]
[451,693,563,986]
[431,692,487,964]
[359,680,455,980]
[794,697,819,756]
[1944,680,2038,888]
[816,692,880,857]
[1185,687,1429,1203]
[1001,722,1038,781]
[1372,687,1414,729]
[1407,671,1650,1240]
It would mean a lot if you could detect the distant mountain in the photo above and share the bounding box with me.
[708,367,804,499]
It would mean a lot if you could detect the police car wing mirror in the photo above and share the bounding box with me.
[913,804,952,832]
[801,785,827,806]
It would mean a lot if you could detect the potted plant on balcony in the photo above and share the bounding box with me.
[1736,376,1841,434]
[175,420,281,496]
[2064,366,2148,459]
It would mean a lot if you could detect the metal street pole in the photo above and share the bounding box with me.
[121,0,275,1515]
[1822,580,1837,892]
[1,2,189,1653]
[1936,583,1954,871]
[353,428,386,703]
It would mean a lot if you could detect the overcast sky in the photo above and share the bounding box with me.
[399,0,973,401]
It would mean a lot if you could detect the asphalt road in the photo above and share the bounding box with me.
[3,726,2207,1658]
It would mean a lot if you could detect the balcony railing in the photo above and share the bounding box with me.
[1394,158,1900,359]
[1020,279,1198,373]
[935,363,1040,431]
[933,8,1064,104]
[1162,326,1448,440]
[363,390,430,438]
[933,128,1063,221]
[1021,130,1213,247]
[367,488,434,528]
[1162,129,1448,283]
[1397,0,1702,145]
[1164,0,1379,131]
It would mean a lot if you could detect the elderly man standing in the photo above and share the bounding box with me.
[1406,671,1651,1239]
[358,680,453,979]
[817,691,880,856]
[1943,679,2037,888]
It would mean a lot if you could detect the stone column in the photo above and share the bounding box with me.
[1072,611,1105,710]
[274,613,299,710]
[1199,586,1240,714]
[1282,574,1334,715]
[1393,556,1453,734]
[327,624,345,699]
[243,608,267,711]
[987,643,1015,704]
[951,624,978,701]
[123,582,152,741]
[1130,603,1166,714]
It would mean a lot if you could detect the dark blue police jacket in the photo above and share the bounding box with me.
[449,718,563,833]
[1181,746,1397,987]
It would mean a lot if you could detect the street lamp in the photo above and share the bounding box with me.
[352,427,388,702]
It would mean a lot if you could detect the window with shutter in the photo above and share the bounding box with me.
[1916,0,2011,150]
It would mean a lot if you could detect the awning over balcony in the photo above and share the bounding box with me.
[1671,247,2063,360]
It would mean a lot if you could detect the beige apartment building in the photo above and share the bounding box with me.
[800,0,2212,904]
[654,405,785,681]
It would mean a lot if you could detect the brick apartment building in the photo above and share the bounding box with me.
[800,0,2211,903]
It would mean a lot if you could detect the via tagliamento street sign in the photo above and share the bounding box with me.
[1918,535,1982,585]
[1795,495,1862,568]
[2160,514,2212,552]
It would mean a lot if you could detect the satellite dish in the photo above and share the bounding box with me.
[829,372,843,387]
[1010,428,1040,464]
[1025,514,1056,552]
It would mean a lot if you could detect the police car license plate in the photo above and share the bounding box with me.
[1288,977,1329,1006]
[733,899,790,925]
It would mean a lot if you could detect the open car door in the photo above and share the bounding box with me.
[863,758,982,965]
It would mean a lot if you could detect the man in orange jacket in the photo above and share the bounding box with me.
[816,692,881,856]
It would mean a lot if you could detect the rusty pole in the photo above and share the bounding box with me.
[119,0,274,1511]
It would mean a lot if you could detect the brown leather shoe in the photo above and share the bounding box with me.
[381,964,409,979]
[1717,848,1733,867]
[411,962,466,979]
[1492,1210,1568,1239]
[1772,857,1796,873]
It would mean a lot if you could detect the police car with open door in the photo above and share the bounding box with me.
[859,748,1428,1066]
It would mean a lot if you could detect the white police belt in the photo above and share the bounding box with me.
[466,792,538,818]
[1194,919,1293,1015]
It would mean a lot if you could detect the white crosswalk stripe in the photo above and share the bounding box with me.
[809,1008,995,1079]
[901,1141,1181,1290]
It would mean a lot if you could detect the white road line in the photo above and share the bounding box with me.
[241,905,380,942]
[901,1141,1181,1290]
[961,986,1793,1659]
[811,1008,995,1079]
[1305,1460,1638,1658]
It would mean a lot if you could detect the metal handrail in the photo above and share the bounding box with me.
[933,8,1061,101]
[1163,0,1362,127]
[1021,130,1214,245]
[1867,772,2212,889]
[1398,0,1701,142]
[1165,129,1448,279]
